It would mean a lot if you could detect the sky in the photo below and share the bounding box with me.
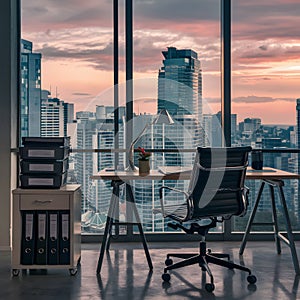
[21,0,300,125]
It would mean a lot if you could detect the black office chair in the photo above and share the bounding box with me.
[156,146,256,292]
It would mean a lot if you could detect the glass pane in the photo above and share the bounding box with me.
[132,0,222,233]
[232,0,300,232]
[21,0,115,234]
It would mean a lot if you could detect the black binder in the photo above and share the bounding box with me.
[59,211,70,265]
[35,211,48,265]
[20,211,36,265]
[47,211,59,265]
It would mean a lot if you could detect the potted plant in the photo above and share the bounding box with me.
[137,147,151,175]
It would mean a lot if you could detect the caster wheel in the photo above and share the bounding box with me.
[247,274,257,284]
[12,269,20,277]
[162,273,171,282]
[205,283,215,293]
[69,268,78,276]
[165,258,173,266]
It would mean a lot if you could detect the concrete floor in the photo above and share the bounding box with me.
[1,241,300,300]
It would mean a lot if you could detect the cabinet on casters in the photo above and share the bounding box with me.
[11,184,81,276]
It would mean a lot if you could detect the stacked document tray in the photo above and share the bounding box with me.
[19,137,70,189]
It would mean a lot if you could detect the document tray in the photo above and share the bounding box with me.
[20,172,67,189]
[22,137,70,148]
[20,146,69,160]
[20,159,69,174]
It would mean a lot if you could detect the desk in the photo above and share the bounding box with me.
[91,167,300,274]
[240,167,300,275]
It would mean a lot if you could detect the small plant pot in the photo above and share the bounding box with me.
[139,160,150,175]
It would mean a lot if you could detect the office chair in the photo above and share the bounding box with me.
[156,146,256,292]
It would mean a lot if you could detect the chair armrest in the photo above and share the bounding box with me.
[158,186,189,216]
[239,185,250,217]
[159,186,189,199]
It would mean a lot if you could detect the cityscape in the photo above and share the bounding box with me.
[21,39,300,233]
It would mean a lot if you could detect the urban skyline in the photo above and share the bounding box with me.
[21,0,300,124]
[21,36,300,232]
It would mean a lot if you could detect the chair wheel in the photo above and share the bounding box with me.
[205,283,215,292]
[162,273,171,282]
[247,274,257,284]
[165,258,173,266]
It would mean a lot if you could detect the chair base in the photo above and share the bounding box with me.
[162,240,256,292]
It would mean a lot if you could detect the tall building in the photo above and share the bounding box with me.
[296,99,300,219]
[21,39,41,137]
[297,99,300,142]
[41,90,74,137]
[203,112,237,147]
[158,47,202,118]
[131,47,203,232]
[75,107,126,232]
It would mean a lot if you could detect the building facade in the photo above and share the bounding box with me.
[21,39,41,137]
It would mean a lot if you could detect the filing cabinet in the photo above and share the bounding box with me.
[11,184,81,276]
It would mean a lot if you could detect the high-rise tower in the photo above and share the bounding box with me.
[158,47,202,118]
[21,39,41,137]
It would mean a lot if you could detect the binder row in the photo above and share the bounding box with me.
[20,210,71,265]
[19,137,70,189]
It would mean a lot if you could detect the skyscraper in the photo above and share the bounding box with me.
[296,99,300,219]
[21,39,41,137]
[41,90,75,137]
[158,47,202,119]
[132,47,204,232]
[297,99,300,150]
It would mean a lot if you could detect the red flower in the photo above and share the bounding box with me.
[137,147,151,160]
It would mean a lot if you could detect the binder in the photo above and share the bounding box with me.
[59,211,70,265]
[20,211,36,265]
[47,211,59,265]
[35,211,48,265]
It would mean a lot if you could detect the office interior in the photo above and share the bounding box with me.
[1,1,300,299]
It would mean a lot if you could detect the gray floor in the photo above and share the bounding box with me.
[1,241,300,300]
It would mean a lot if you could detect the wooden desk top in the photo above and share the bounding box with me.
[91,167,300,181]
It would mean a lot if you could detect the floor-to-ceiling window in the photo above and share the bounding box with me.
[232,0,300,233]
[21,0,224,236]
[130,0,222,234]
[20,0,300,239]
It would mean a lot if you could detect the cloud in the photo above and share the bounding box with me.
[72,92,92,96]
[233,95,295,103]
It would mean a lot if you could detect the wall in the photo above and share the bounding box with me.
[0,0,19,250]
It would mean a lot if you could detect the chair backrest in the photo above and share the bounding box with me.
[187,146,252,219]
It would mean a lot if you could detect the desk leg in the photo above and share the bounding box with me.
[106,189,120,251]
[269,184,281,254]
[239,181,265,255]
[126,183,153,271]
[277,184,300,275]
[96,181,120,274]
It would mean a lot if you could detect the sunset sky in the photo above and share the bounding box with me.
[21,0,300,125]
